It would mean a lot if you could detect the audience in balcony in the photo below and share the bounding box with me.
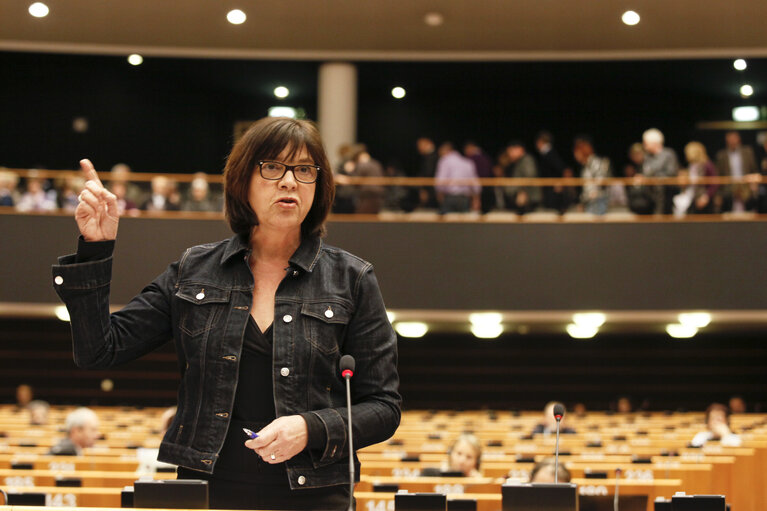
[715,131,760,213]
[416,137,440,210]
[183,173,220,212]
[503,140,540,215]
[16,171,57,212]
[435,142,480,214]
[673,141,718,217]
[0,170,19,206]
[573,135,611,216]
[141,175,181,211]
[536,131,574,215]
[464,141,496,214]
[56,176,86,213]
[49,407,101,456]
[641,128,679,215]
[352,145,386,214]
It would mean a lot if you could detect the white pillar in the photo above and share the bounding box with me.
[317,62,357,171]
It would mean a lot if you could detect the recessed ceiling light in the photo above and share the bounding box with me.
[566,324,598,339]
[127,54,143,66]
[621,10,640,26]
[273,86,289,99]
[732,106,759,122]
[740,84,754,98]
[227,9,247,25]
[28,2,49,18]
[394,322,428,338]
[267,106,297,118]
[471,323,503,339]
[733,59,747,71]
[391,87,406,99]
[424,12,444,27]
[666,323,697,339]
[54,305,70,322]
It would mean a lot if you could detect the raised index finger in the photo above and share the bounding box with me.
[80,159,102,186]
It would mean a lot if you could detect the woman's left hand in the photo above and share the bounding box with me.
[244,415,309,464]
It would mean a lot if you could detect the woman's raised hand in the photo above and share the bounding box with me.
[75,159,119,241]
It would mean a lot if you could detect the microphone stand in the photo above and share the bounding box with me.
[344,372,354,511]
[554,417,561,484]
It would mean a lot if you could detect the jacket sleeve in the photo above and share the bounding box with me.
[307,265,401,467]
[52,241,178,369]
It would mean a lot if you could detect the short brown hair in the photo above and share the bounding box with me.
[705,403,730,425]
[224,117,335,237]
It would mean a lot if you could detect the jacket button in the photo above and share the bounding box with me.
[54,276,64,285]
[283,314,293,323]
[196,291,205,300]
[223,355,237,361]
[297,475,306,485]
[201,459,212,465]
[325,308,334,319]
[280,367,290,377]
[292,270,299,277]
[215,412,229,418]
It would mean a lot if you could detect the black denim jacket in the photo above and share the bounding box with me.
[52,234,401,489]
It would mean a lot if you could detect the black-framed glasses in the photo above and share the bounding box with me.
[258,160,320,184]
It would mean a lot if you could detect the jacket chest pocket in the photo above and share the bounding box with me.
[176,284,231,337]
[301,301,352,355]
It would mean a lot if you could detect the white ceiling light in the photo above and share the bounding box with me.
[267,106,297,118]
[678,312,711,328]
[395,322,428,338]
[28,2,49,17]
[666,323,697,339]
[621,11,640,26]
[274,86,289,99]
[733,59,747,71]
[733,106,759,122]
[424,12,444,26]
[127,54,143,66]
[566,324,598,339]
[227,9,247,25]
[740,84,754,98]
[572,312,606,328]
[391,87,406,99]
[471,323,503,339]
[55,305,70,322]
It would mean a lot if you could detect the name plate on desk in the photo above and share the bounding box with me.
[502,482,577,511]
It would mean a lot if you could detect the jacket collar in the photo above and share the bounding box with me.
[221,233,322,273]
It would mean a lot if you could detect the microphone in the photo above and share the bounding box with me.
[340,355,356,511]
[552,403,565,483]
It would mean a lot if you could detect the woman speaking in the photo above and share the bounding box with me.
[52,117,401,510]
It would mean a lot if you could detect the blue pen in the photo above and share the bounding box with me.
[242,428,258,439]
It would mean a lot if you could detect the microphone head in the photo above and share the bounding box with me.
[340,354,356,374]
[553,403,565,420]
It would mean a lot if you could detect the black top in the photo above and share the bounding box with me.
[232,317,275,421]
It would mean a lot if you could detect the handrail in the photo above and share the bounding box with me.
[3,168,764,187]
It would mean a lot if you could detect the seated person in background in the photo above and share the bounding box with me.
[529,457,571,483]
[28,400,50,425]
[444,433,482,477]
[49,407,100,455]
[16,173,57,212]
[0,170,20,206]
[182,173,218,211]
[15,383,33,409]
[729,395,747,414]
[690,403,742,447]
[616,396,633,413]
[137,406,178,475]
[141,175,181,211]
[532,401,576,436]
